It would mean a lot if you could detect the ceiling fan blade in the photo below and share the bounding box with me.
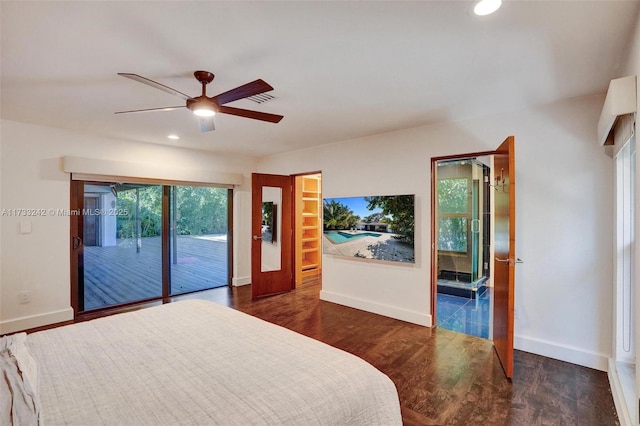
[199,117,215,132]
[218,105,283,123]
[118,73,193,101]
[212,79,274,105]
[114,106,185,114]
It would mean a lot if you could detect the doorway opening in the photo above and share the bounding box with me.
[251,172,322,299]
[431,137,515,378]
[434,156,492,339]
[294,173,322,286]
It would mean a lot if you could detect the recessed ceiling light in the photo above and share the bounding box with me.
[167,134,180,140]
[473,0,502,16]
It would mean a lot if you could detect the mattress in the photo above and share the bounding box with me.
[26,299,401,425]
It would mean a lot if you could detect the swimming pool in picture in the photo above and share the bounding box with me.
[324,231,382,244]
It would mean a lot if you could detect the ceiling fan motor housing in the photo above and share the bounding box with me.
[194,70,215,85]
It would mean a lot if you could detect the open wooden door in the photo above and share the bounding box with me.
[251,173,294,298]
[493,136,517,379]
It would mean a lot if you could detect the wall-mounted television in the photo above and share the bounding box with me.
[322,194,415,264]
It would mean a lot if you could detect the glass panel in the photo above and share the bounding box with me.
[437,217,467,252]
[471,179,479,281]
[438,178,468,214]
[169,186,229,296]
[83,183,162,310]
[261,186,282,272]
[614,135,637,422]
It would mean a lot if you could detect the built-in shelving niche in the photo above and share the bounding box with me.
[295,174,322,285]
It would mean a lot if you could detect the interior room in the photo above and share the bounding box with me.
[2,1,640,424]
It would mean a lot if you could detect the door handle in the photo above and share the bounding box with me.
[72,236,83,250]
[495,257,524,265]
[253,235,262,241]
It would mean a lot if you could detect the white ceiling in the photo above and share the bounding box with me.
[1,1,638,157]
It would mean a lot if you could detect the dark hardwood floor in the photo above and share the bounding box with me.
[169,277,619,426]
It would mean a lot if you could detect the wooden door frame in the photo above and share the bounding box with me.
[70,179,84,316]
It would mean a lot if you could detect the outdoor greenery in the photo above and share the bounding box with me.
[174,187,228,235]
[116,186,228,239]
[262,202,273,230]
[364,195,414,244]
[117,186,163,238]
[437,178,468,213]
[438,218,467,252]
[323,200,360,230]
[362,212,386,223]
[437,178,469,252]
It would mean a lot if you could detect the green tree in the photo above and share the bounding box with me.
[364,195,414,244]
[116,185,163,238]
[363,212,386,223]
[437,178,469,251]
[116,185,228,239]
[174,187,227,235]
[437,178,468,214]
[323,200,360,230]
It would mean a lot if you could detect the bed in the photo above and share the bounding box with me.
[1,299,402,425]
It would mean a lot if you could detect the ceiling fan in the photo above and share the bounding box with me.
[115,71,283,132]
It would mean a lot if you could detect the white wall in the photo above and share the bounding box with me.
[0,96,618,371]
[0,119,257,334]
[257,94,613,370]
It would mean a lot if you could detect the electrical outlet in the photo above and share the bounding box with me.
[18,291,31,304]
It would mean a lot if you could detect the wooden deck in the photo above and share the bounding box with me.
[83,235,228,310]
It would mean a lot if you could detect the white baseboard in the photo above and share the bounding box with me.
[608,358,635,426]
[232,276,251,287]
[0,307,74,335]
[514,334,608,372]
[320,290,432,327]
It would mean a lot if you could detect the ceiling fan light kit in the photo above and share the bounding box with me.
[191,104,216,117]
[116,70,283,132]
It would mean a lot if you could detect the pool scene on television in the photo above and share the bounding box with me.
[322,195,415,264]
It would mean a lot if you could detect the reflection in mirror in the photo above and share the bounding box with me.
[261,186,282,272]
[261,202,278,244]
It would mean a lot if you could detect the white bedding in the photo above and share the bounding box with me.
[27,300,401,425]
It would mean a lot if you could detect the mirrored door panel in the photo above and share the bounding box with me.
[261,186,282,272]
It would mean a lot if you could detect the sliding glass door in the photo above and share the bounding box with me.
[169,186,229,295]
[81,183,163,310]
[71,180,231,313]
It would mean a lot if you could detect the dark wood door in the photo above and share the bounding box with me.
[83,197,99,246]
[251,173,294,297]
[492,136,516,379]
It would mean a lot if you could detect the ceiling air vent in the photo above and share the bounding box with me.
[247,93,277,104]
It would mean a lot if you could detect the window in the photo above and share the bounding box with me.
[611,127,639,424]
